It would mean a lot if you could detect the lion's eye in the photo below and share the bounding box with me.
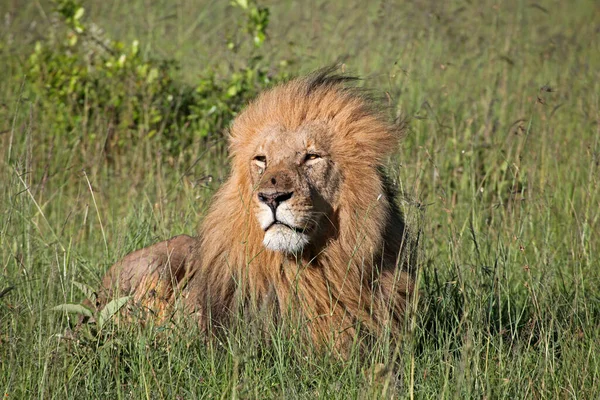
[253,155,266,172]
[304,153,321,163]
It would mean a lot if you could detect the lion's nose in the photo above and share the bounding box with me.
[257,191,293,213]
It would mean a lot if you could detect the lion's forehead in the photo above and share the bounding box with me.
[254,122,333,162]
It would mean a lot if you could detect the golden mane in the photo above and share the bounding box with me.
[183,69,415,348]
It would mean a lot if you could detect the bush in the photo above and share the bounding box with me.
[25,0,288,157]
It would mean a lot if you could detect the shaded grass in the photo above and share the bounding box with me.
[1,0,600,398]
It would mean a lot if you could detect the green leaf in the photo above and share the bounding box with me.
[73,7,85,21]
[227,85,238,97]
[254,31,265,47]
[51,303,93,318]
[73,281,97,303]
[147,67,159,84]
[98,296,131,330]
[233,0,248,9]
[68,33,78,46]
[131,39,139,56]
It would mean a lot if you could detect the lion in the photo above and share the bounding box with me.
[98,68,416,352]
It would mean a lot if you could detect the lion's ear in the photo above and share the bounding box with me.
[357,121,401,163]
[227,121,252,159]
[226,129,238,155]
[226,93,269,159]
[333,108,402,165]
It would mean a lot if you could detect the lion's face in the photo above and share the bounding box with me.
[248,122,342,254]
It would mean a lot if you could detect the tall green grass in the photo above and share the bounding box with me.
[1,0,599,398]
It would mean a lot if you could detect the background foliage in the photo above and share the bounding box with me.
[1,0,599,398]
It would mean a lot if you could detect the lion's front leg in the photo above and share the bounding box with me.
[98,234,198,320]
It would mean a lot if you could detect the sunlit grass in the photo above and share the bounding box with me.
[1,0,599,398]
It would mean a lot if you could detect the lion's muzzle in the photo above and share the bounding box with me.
[255,167,312,253]
[257,191,294,215]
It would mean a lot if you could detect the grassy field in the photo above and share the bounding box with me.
[1,0,599,398]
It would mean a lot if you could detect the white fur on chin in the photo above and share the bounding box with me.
[263,225,309,254]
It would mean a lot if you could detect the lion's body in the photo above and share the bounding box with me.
[100,69,416,351]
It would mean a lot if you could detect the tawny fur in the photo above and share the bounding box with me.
[100,69,416,351]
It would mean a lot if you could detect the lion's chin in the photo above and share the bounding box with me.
[263,225,310,254]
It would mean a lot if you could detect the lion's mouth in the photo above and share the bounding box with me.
[266,221,306,234]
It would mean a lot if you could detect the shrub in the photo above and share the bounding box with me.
[25,0,288,157]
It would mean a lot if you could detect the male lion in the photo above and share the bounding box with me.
[99,69,416,351]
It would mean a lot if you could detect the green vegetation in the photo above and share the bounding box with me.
[1,0,599,397]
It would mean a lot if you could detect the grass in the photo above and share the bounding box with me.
[1,0,599,398]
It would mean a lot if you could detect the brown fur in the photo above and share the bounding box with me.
[100,68,416,351]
